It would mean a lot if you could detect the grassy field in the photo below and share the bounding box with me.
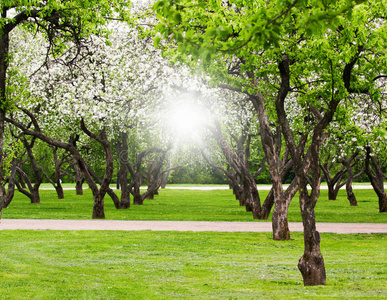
[0,230,386,299]
[2,187,386,223]
[1,187,386,299]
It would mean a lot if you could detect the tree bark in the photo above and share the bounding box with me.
[320,162,345,200]
[271,177,299,240]
[274,54,333,284]
[15,168,41,204]
[14,136,43,204]
[3,159,17,208]
[298,180,326,286]
[0,30,9,218]
[52,147,64,199]
[116,132,130,209]
[249,93,292,240]
[132,180,143,205]
[38,147,65,199]
[259,189,274,220]
[343,153,359,206]
[365,147,387,213]
[379,194,387,213]
[328,186,338,201]
[72,158,84,195]
[92,193,105,219]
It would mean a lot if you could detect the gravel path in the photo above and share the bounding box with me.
[1,219,386,234]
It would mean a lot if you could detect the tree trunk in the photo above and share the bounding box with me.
[345,164,357,206]
[133,194,143,205]
[365,147,387,213]
[346,186,357,206]
[55,184,64,199]
[132,183,143,205]
[75,175,83,195]
[0,113,5,218]
[249,93,292,239]
[320,162,346,201]
[160,169,171,188]
[271,194,290,240]
[74,180,83,194]
[92,193,105,219]
[298,181,326,286]
[271,177,298,240]
[272,177,300,240]
[3,159,17,209]
[0,30,9,219]
[52,147,64,199]
[118,169,130,208]
[378,193,387,213]
[15,166,41,204]
[72,157,83,195]
[259,189,274,220]
[117,132,130,209]
[237,189,244,206]
[18,175,27,189]
[327,184,338,200]
[240,183,253,213]
[250,186,261,219]
[30,188,40,204]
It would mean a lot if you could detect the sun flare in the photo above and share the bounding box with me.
[167,101,206,140]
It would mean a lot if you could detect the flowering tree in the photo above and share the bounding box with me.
[0,1,132,217]
[350,93,387,212]
[5,6,201,217]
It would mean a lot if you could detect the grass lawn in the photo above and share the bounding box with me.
[1,187,386,299]
[2,188,387,223]
[0,230,386,299]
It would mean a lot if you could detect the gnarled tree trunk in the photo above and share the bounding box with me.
[365,147,387,213]
[298,185,326,286]
[116,132,130,209]
[0,26,9,219]
[2,158,17,209]
[73,158,84,195]
[341,151,362,207]
[320,162,345,201]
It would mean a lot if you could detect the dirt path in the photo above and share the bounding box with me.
[1,219,386,234]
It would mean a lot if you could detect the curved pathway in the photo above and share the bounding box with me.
[1,219,386,234]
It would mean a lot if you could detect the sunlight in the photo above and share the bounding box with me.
[167,100,206,140]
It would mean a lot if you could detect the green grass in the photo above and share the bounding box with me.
[0,230,386,299]
[2,188,387,223]
[1,187,386,299]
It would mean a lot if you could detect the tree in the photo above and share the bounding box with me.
[5,6,193,216]
[153,0,387,286]
[0,0,132,217]
[347,85,387,212]
[15,135,43,204]
[365,146,387,212]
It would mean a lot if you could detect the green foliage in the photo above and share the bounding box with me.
[153,0,366,62]
[2,68,29,111]
[169,165,227,184]
[1,139,22,182]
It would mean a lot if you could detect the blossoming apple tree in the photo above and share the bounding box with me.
[0,0,133,217]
